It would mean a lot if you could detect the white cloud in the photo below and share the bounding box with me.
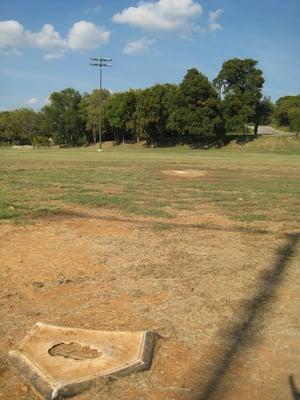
[0,20,24,47]
[112,0,202,33]
[43,52,64,60]
[0,19,110,58]
[208,22,222,32]
[209,9,223,22]
[123,37,155,55]
[208,8,223,32]
[25,97,38,106]
[68,20,110,50]
[28,24,66,49]
[0,20,66,50]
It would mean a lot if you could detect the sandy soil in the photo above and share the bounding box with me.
[162,170,208,178]
[0,205,299,400]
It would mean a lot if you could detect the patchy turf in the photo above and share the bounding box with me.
[0,141,299,226]
[0,142,300,399]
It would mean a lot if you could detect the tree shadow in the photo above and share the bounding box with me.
[289,375,300,400]
[37,209,271,236]
[189,134,258,149]
[193,232,300,400]
[233,134,256,145]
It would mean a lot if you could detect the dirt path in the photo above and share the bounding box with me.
[257,125,295,136]
[0,207,299,399]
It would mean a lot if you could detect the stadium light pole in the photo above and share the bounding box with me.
[89,57,112,151]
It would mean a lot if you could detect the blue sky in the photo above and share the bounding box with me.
[0,0,299,110]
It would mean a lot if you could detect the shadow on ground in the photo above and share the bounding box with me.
[190,134,257,150]
[37,209,271,236]
[118,133,258,149]
[192,232,300,400]
[289,375,300,400]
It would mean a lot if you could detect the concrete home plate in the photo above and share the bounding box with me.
[8,322,155,399]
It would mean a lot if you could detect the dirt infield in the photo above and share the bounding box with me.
[1,204,299,400]
[162,169,208,178]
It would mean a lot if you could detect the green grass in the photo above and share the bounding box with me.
[0,138,299,228]
[234,214,268,223]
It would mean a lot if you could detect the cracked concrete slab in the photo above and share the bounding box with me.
[8,322,155,399]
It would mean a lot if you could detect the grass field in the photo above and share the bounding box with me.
[1,136,300,228]
[0,137,300,399]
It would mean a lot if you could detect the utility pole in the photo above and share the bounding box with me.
[89,57,112,151]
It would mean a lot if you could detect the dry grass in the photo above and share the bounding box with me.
[0,141,299,399]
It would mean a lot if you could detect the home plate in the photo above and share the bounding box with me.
[8,322,156,399]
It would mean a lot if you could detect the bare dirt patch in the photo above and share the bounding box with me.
[162,169,208,178]
[48,342,101,360]
[0,206,299,400]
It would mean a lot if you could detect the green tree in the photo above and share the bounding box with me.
[122,90,138,142]
[38,107,54,138]
[104,90,137,143]
[43,88,84,145]
[214,58,264,136]
[289,108,300,135]
[254,97,274,127]
[80,89,111,143]
[134,84,177,146]
[168,69,223,141]
[0,111,14,144]
[274,95,300,130]
[0,109,41,145]
[14,108,40,145]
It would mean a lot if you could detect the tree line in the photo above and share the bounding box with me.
[273,95,300,132]
[0,58,298,147]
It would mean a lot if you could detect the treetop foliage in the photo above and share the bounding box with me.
[214,58,264,97]
[274,95,300,132]
[1,58,294,147]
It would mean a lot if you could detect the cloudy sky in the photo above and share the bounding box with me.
[0,0,299,110]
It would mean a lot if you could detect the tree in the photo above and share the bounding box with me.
[80,89,110,143]
[104,90,137,143]
[14,108,40,145]
[168,69,223,141]
[122,90,138,142]
[289,108,300,135]
[134,84,177,146]
[43,88,84,145]
[0,111,14,144]
[214,58,265,136]
[0,109,40,145]
[274,95,300,131]
[254,97,274,128]
[38,107,55,140]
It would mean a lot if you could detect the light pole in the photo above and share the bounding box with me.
[89,57,112,151]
